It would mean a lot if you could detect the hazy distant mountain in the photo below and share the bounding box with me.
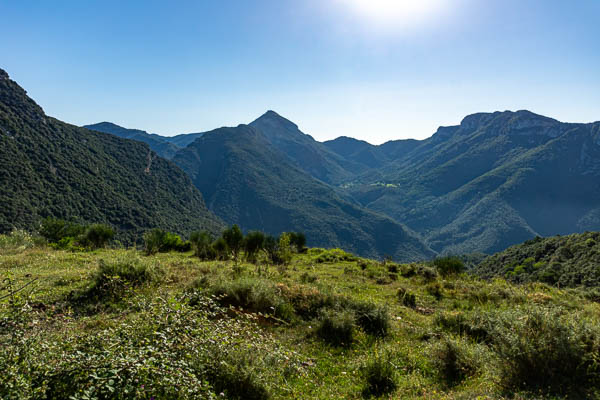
[346,110,600,254]
[172,124,435,261]
[0,69,223,241]
[163,132,205,148]
[84,122,181,159]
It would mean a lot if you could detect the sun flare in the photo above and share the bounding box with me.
[339,0,445,26]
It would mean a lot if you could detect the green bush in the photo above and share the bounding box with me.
[361,353,397,398]
[431,336,479,386]
[316,310,355,347]
[490,306,600,395]
[87,255,164,299]
[432,256,465,277]
[222,225,244,260]
[39,217,85,244]
[288,231,307,253]
[426,281,443,300]
[244,231,265,263]
[190,230,216,260]
[353,301,390,337]
[397,287,416,308]
[212,237,229,260]
[143,229,189,255]
[83,224,114,249]
[0,229,35,253]
[207,353,270,400]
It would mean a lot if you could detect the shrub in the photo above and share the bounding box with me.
[353,301,390,337]
[300,272,318,284]
[83,224,114,249]
[87,255,164,300]
[426,282,443,300]
[208,353,270,400]
[244,231,265,263]
[0,229,35,253]
[39,217,85,244]
[190,230,215,260]
[316,310,355,347]
[222,225,244,260]
[431,336,478,386]
[433,256,465,276]
[397,287,416,308]
[288,231,306,253]
[361,353,397,398]
[490,306,600,395]
[143,229,188,255]
[212,237,229,260]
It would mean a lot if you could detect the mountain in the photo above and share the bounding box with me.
[474,232,600,288]
[163,132,205,148]
[84,122,181,159]
[249,111,369,184]
[0,69,222,242]
[346,110,600,254]
[171,124,434,261]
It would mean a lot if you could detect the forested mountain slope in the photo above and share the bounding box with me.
[0,69,223,242]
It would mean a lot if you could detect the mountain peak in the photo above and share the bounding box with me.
[460,110,559,131]
[0,69,8,80]
[252,110,299,130]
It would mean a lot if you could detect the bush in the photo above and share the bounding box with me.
[39,217,85,244]
[208,353,270,400]
[353,301,390,337]
[209,278,293,322]
[222,225,244,260]
[212,237,229,260]
[431,336,479,386]
[433,256,465,276]
[316,310,355,347]
[87,255,164,299]
[361,353,397,398]
[397,287,416,308]
[190,230,215,260]
[143,229,189,255]
[490,306,600,395]
[263,234,292,265]
[0,229,35,253]
[244,231,265,263]
[426,282,443,300]
[83,224,114,249]
[288,232,306,252]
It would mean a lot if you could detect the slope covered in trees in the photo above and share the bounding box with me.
[171,124,434,261]
[475,231,600,288]
[0,69,222,243]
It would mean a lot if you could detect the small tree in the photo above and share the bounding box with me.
[84,224,115,249]
[212,237,229,260]
[244,231,265,263]
[433,256,465,277]
[222,225,244,260]
[144,229,165,255]
[190,231,215,260]
[289,232,306,253]
[278,233,293,265]
[264,235,279,264]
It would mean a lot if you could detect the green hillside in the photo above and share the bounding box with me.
[0,69,223,242]
[475,231,600,288]
[172,124,434,261]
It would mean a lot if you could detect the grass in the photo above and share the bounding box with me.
[2,242,600,398]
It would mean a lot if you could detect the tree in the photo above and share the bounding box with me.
[84,224,114,249]
[244,231,265,263]
[289,232,306,253]
[222,225,244,260]
[190,231,215,260]
[212,237,229,261]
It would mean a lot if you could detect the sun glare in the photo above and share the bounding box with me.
[339,0,446,28]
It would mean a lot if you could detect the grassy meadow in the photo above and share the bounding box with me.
[2,233,600,399]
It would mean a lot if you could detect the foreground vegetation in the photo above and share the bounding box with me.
[2,229,600,399]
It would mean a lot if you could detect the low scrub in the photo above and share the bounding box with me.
[361,352,397,398]
[431,336,480,386]
[316,309,355,347]
[144,229,190,255]
[353,301,390,337]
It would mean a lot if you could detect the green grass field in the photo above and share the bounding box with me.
[2,241,600,399]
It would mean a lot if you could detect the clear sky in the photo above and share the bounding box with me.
[1,0,599,144]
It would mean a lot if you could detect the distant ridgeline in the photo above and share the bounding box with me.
[0,69,223,243]
[4,66,600,260]
[475,232,600,288]
[88,107,600,260]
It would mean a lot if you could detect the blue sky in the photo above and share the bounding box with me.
[1,0,599,144]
